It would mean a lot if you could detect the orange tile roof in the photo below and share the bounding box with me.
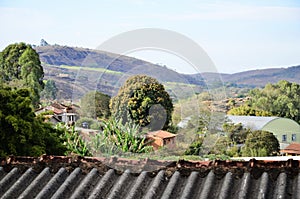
[281,142,300,154]
[147,130,176,139]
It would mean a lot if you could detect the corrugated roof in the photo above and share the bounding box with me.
[1,156,300,198]
[227,115,278,130]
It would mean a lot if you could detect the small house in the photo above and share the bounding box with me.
[281,143,300,156]
[36,102,79,125]
[146,130,176,150]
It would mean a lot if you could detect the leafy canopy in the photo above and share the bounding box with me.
[80,91,111,119]
[41,79,57,101]
[0,43,44,107]
[110,75,173,131]
[0,86,67,156]
[242,130,279,156]
[229,80,300,123]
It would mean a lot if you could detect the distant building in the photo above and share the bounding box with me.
[146,130,176,150]
[227,115,300,149]
[177,117,191,128]
[36,102,79,125]
[281,143,300,156]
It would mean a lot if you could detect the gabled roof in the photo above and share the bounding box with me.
[1,156,300,198]
[147,130,176,139]
[281,143,300,154]
[50,102,68,110]
[227,115,279,130]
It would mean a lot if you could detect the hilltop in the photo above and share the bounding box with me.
[35,44,300,100]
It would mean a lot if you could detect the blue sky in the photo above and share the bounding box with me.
[1,0,300,74]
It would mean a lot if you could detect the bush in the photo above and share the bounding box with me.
[89,119,153,155]
[76,117,101,130]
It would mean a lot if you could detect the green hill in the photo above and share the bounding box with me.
[35,45,300,101]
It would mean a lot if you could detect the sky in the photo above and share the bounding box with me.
[1,0,300,74]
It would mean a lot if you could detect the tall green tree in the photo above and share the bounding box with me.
[229,80,300,123]
[0,86,67,156]
[0,43,44,107]
[80,91,111,119]
[40,79,57,101]
[242,130,279,156]
[110,75,173,131]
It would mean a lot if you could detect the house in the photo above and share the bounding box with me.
[227,115,300,149]
[35,102,79,124]
[146,130,176,150]
[43,114,62,124]
[281,143,300,156]
[1,155,300,198]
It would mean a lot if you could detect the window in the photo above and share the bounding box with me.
[292,134,297,141]
[282,134,287,142]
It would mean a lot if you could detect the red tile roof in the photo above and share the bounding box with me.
[147,130,176,139]
[281,142,300,154]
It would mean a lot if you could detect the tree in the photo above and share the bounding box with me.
[211,136,231,155]
[40,79,57,101]
[242,130,279,156]
[0,43,44,107]
[229,80,300,123]
[184,136,204,155]
[110,75,173,130]
[222,122,251,144]
[0,86,67,157]
[80,91,111,119]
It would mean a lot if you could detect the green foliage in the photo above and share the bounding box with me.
[56,124,91,156]
[203,154,230,160]
[228,104,272,116]
[0,43,44,107]
[197,92,212,101]
[80,91,111,119]
[0,87,67,157]
[223,122,251,144]
[211,136,240,157]
[40,79,57,101]
[166,124,179,134]
[229,80,300,123]
[242,130,279,156]
[110,75,173,131]
[211,137,231,154]
[184,136,204,155]
[76,117,101,130]
[248,148,268,157]
[89,119,153,155]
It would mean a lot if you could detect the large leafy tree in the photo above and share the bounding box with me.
[110,75,173,131]
[80,91,111,119]
[0,87,67,156]
[0,43,44,107]
[242,130,279,156]
[229,80,300,123]
[40,79,57,101]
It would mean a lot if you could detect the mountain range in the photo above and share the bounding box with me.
[35,45,300,100]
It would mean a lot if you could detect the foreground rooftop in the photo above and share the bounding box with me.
[1,155,300,198]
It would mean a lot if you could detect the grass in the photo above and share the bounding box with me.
[59,65,123,75]
[165,81,198,88]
